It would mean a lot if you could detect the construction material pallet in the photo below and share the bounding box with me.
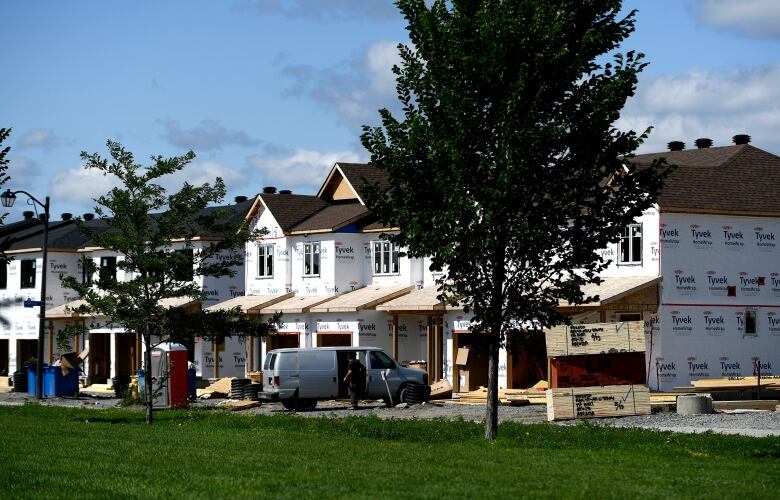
[546,384,651,421]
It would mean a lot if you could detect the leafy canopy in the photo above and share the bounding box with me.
[362,0,671,334]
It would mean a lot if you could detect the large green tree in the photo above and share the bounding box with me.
[361,0,672,439]
[62,141,276,424]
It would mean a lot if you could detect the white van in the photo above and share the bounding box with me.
[261,347,429,410]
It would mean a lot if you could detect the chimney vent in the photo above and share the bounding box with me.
[694,138,713,149]
[732,134,751,145]
[262,186,277,195]
[667,141,685,151]
[234,195,248,203]
[23,211,34,220]
[279,189,292,195]
[83,213,95,221]
[61,213,73,221]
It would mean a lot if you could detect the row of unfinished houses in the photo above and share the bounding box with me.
[1,137,778,392]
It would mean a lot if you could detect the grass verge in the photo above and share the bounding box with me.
[1,404,778,499]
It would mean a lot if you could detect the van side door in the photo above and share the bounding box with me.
[298,350,338,399]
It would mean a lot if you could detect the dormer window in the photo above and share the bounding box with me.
[373,241,400,275]
[303,242,320,277]
[20,259,36,289]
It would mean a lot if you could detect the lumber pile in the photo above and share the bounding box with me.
[452,383,548,405]
[691,376,780,392]
[545,321,645,357]
[197,377,234,399]
[429,379,452,400]
[546,385,651,420]
[218,400,262,411]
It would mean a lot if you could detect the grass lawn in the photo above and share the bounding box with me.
[1,405,778,499]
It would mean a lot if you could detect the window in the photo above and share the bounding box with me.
[79,257,93,285]
[745,310,757,335]
[618,313,642,322]
[20,259,36,289]
[369,350,396,370]
[257,243,274,278]
[619,224,642,264]
[303,242,320,277]
[372,241,400,275]
[99,256,117,286]
[0,264,6,289]
[173,249,194,281]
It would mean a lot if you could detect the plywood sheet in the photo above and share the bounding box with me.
[545,321,645,357]
[546,384,651,421]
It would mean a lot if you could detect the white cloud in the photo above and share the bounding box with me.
[617,65,780,153]
[694,0,780,39]
[159,160,245,194]
[280,40,403,131]
[158,119,261,151]
[246,147,363,194]
[49,166,122,207]
[17,129,61,150]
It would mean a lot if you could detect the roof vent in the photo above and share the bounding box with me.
[234,195,248,203]
[83,213,95,221]
[694,138,713,149]
[61,213,73,221]
[279,189,292,195]
[262,186,277,195]
[22,211,34,220]
[667,141,685,151]
[732,134,751,145]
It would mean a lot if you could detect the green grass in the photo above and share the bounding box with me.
[1,405,778,499]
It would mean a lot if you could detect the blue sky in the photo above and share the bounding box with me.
[3,0,780,219]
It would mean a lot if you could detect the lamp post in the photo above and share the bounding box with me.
[1,189,50,400]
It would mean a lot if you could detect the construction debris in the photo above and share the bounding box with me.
[429,379,452,400]
[197,377,234,399]
[451,385,548,406]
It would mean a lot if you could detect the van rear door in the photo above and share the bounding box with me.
[298,350,338,399]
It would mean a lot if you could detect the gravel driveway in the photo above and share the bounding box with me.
[1,391,778,438]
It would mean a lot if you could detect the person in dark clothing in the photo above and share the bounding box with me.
[343,352,365,410]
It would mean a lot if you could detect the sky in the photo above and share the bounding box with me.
[2,0,780,220]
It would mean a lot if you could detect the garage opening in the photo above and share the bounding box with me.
[17,339,38,367]
[89,333,111,384]
[0,339,8,375]
[506,329,547,389]
[115,332,137,378]
[453,332,489,392]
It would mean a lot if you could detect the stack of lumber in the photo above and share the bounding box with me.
[429,379,452,400]
[218,399,261,411]
[197,377,234,399]
[546,384,650,421]
[452,383,548,406]
[691,376,780,392]
[0,377,11,393]
[247,371,263,384]
[545,321,645,357]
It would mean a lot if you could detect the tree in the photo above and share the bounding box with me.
[361,0,672,439]
[62,141,277,424]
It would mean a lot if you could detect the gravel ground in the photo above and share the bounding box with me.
[1,390,778,437]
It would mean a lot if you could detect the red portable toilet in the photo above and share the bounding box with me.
[151,343,189,408]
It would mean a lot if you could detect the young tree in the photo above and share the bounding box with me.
[361,0,672,439]
[62,141,277,424]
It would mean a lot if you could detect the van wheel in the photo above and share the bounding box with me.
[399,385,412,404]
[281,399,297,410]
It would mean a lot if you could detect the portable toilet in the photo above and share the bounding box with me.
[150,343,189,408]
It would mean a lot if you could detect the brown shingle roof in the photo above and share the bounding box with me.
[259,193,328,232]
[336,163,389,204]
[289,202,370,233]
[632,144,780,214]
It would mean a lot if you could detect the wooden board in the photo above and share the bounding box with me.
[545,321,645,357]
[713,400,779,411]
[546,384,651,421]
[691,376,780,391]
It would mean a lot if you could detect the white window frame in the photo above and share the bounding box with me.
[257,243,274,278]
[303,242,320,278]
[372,241,400,276]
[618,223,642,265]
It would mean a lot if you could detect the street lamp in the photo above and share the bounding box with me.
[1,189,50,400]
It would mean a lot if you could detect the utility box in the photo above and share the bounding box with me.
[151,343,189,408]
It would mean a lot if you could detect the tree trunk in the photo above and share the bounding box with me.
[144,332,153,425]
[484,334,500,440]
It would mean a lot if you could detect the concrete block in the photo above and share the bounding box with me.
[676,394,714,415]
